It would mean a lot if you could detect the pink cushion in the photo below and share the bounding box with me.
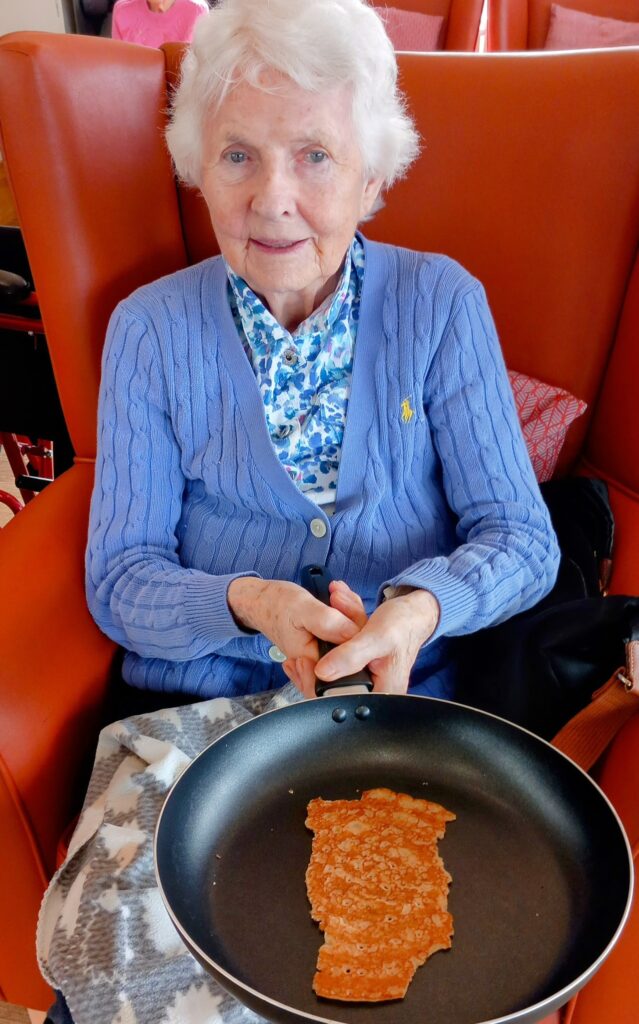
[375,6,445,51]
[508,370,587,482]
[544,4,639,50]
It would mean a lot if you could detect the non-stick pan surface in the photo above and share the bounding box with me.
[155,695,632,1024]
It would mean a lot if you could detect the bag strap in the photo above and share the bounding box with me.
[552,626,639,770]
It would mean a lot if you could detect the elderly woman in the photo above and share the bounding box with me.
[86,0,559,710]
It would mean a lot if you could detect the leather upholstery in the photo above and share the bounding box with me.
[0,33,186,460]
[586,259,639,495]
[488,0,639,51]
[365,50,639,477]
[0,463,116,1003]
[381,0,485,50]
[563,716,639,1024]
[0,753,50,1007]
[0,34,638,1019]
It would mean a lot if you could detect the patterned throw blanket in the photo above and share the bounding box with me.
[38,685,303,1024]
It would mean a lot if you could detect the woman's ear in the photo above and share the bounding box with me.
[360,176,385,219]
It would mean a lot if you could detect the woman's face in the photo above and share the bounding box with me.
[200,74,383,329]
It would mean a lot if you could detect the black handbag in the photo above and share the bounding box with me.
[455,478,639,761]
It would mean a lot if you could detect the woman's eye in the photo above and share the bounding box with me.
[225,151,247,164]
[306,150,328,165]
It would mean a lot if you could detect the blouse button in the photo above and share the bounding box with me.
[268,645,287,662]
[275,424,294,439]
[283,348,298,366]
[310,518,327,538]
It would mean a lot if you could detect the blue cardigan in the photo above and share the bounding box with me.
[86,236,559,699]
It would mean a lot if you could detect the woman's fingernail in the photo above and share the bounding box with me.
[319,665,337,679]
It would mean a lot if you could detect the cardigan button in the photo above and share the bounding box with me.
[268,645,287,663]
[310,518,327,538]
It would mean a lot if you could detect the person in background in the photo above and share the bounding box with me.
[112,0,208,48]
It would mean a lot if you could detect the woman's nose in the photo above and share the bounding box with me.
[250,165,297,219]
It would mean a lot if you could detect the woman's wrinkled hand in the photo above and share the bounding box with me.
[227,577,360,694]
[308,580,440,696]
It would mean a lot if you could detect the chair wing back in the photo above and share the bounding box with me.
[367,49,639,471]
[163,42,219,266]
[443,0,484,49]
[2,38,639,477]
[0,32,187,461]
[488,0,639,50]
[587,260,639,497]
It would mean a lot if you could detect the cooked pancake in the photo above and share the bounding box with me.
[306,787,455,1002]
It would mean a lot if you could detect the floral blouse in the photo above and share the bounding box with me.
[226,236,364,509]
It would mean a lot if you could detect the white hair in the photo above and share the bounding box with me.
[165,0,420,191]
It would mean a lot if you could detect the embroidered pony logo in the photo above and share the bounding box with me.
[401,398,415,423]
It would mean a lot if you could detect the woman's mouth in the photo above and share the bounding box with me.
[250,238,306,254]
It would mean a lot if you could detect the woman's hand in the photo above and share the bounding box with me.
[303,580,440,696]
[227,577,360,691]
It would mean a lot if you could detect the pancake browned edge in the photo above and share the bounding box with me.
[305,787,455,1002]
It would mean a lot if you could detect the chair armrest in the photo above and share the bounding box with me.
[562,714,639,1024]
[0,753,53,1007]
[0,462,117,876]
[576,477,639,597]
[608,485,639,596]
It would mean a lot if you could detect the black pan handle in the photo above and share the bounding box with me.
[300,564,373,697]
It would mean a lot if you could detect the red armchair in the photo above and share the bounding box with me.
[487,0,639,50]
[0,33,639,1021]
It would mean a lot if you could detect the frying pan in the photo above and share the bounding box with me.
[155,566,633,1024]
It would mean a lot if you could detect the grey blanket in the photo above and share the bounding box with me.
[38,685,303,1024]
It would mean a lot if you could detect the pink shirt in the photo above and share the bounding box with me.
[112,0,208,48]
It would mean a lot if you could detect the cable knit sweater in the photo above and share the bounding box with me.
[86,235,559,699]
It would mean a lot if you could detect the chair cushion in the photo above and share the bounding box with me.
[375,6,445,51]
[544,4,639,50]
[508,370,586,482]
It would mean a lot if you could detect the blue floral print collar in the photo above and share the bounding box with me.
[225,236,365,505]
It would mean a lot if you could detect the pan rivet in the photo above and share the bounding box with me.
[332,708,347,723]
[355,705,371,720]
